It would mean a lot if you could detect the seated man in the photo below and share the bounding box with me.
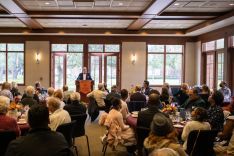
[5,105,73,156]
[87,83,107,109]
[47,97,71,131]
[137,93,165,129]
[141,80,152,96]
[181,88,206,111]
[21,86,38,107]
[130,85,146,102]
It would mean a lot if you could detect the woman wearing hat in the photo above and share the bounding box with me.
[144,113,187,156]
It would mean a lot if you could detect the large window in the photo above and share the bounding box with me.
[203,38,224,89]
[51,44,83,90]
[0,43,24,84]
[147,44,183,85]
[88,44,120,89]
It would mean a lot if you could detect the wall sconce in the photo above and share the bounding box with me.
[35,51,41,64]
[131,53,136,65]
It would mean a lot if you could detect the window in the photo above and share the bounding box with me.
[88,44,120,89]
[0,43,24,84]
[147,44,183,85]
[203,38,224,89]
[51,44,83,90]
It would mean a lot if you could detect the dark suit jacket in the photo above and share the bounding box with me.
[137,106,166,129]
[141,87,152,96]
[5,128,73,156]
[130,92,146,102]
[77,73,92,80]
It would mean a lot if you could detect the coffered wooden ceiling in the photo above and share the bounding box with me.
[0,0,233,36]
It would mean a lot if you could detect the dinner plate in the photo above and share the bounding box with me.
[173,124,184,128]
[17,121,27,125]
[131,111,139,115]
[131,114,138,118]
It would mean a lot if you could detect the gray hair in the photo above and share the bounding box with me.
[70,92,80,101]
[0,96,10,114]
[47,97,60,112]
[25,86,35,97]
[98,83,104,90]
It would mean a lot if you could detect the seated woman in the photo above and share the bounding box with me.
[101,98,136,150]
[182,107,211,150]
[47,97,71,131]
[174,83,189,106]
[53,89,65,109]
[207,90,225,131]
[160,87,170,105]
[199,84,211,109]
[144,113,186,156]
[0,96,20,136]
[63,92,86,116]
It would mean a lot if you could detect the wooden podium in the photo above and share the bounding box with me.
[75,80,94,102]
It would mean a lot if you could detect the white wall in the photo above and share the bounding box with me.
[185,42,196,86]
[18,41,50,93]
[121,42,146,89]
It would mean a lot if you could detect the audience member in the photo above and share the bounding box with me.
[47,97,71,131]
[5,105,73,156]
[130,85,146,102]
[141,80,152,96]
[105,85,121,112]
[20,86,38,107]
[207,90,225,131]
[163,82,173,96]
[137,93,165,129]
[0,82,13,101]
[46,87,54,100]
[10,82,21,98]
[87,83,107,109]
[181,88,206,111]
[62,85,73,104]
[149,89,160,96]
[120,89,129,121]
[219,81,232,103]
[160,87,170,105]
[64,92,86,116]
[174,83,189,106]
[53,89,65,108]
[103,98,136,149]
[144,113,186,156]
[199,84,211,109]
[0,96,20,136]
[103,82,110,93]
[181,107,211,150]
[227,128,234,156]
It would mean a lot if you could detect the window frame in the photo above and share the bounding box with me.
[146,44,184,86]
[202,38,225,89]
[0,43,25,85]
[88,44,121,89]
[51,43,84,89]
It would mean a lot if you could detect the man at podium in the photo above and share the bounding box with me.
[77,67,92,80]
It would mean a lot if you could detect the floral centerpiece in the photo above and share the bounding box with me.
[8,101,23,120]
[162,104,177,114]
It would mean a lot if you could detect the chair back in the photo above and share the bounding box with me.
[186,130,218,156]
[71,114,87,137]
[0,131,16,156]
[128,101,146,113]
[56,120,76,147]
[136,126,150,147]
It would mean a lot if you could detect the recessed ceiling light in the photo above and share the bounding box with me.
[45,2,50,5]
[229,3,234,6]
[82,24,87,27]
[174,3,180,6]
[119,2,123,6]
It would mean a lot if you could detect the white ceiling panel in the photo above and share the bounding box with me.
[36,19,133,28]
[0,18,26,27]
[143,20,205,29]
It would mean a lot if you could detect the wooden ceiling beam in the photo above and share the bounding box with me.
[0,0,43,29]
[127,0,176,30]
[186,10,234,33]
[0,27,185,36]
